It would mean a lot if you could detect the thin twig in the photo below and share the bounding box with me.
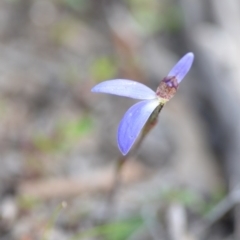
[198,187,240,239]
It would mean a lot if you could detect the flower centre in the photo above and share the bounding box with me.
[156,76,178,101]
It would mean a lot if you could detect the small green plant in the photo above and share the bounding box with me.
[70,218,142,240]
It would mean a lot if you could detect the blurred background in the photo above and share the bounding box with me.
[0,0,240,239]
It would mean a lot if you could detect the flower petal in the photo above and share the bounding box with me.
[167,52,194,83]
[118,99,159,155]
[91,79,156,100]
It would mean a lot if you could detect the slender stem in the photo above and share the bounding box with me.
[106,103,165,214]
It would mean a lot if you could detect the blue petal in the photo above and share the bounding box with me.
[118,99,159,155]
[91,79,156,100]
[167,52,194,83]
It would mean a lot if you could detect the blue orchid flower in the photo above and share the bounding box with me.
[91,52,194,155]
